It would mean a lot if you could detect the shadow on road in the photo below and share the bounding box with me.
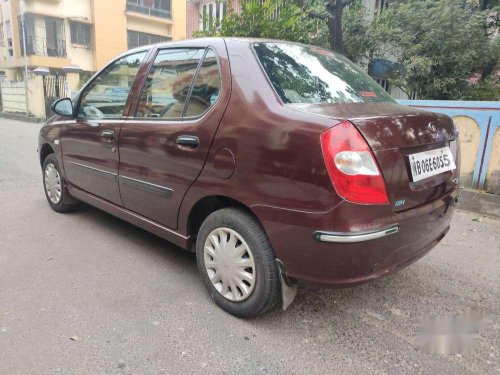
[72,202,413,321]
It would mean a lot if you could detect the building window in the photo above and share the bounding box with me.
[70,21,92,48]
[19,14,66,58]
[200,1,227,30]
[5,20,12,38]
[376,78,391,93]
[7,38,13,58]
[0,24,4,47]
[126,0,171,19]
[127,30,170,49]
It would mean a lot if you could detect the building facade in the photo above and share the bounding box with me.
[186,0,238,39]
[0,0,187,81]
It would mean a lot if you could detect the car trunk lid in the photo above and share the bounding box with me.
[289,102,460,211]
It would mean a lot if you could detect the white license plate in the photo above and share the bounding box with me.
[408,146,456,182]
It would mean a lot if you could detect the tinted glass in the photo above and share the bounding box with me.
[78,51,147,119]
[184,49,220,117]
[135,48,204,118]
[254,43,395,104]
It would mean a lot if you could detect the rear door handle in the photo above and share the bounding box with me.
[176,135,199,148]
[101,130,115,142]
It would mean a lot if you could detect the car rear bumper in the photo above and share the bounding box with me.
[314,224,400,243]
[252,188,458,287]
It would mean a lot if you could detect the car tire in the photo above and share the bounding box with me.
[42,154,80,213]
[196,207,281,318]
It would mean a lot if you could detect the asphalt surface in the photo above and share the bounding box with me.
[0,118,499,375]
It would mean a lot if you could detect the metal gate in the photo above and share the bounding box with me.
[43,74,67,118]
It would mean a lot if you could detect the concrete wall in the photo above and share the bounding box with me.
[398,100,500,194]
[486,128,500,195]
[0,81,26,113]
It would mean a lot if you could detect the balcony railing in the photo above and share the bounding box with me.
[126,0,172,19]
[21,36,67,58]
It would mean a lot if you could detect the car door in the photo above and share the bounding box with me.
[61,50,148,206]
[118,41,229,229]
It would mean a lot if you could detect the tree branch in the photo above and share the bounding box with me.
[307,10,329,20]
[341,0,356,8]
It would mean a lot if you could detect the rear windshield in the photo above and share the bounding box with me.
[253,43,395,104]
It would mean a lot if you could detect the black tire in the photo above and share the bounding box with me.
[42,154,80,213]
[196,207,281,318]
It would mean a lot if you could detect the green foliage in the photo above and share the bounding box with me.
[463,74,500,100]
[371,0,499,100]
[195,0,499,100]
[194,0,310,43]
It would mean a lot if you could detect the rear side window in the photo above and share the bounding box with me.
[135,48,205,118]
[253,43,395,104]
[184,49,220,117]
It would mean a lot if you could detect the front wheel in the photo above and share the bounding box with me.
[42,154,80,213]
[196,208,280,318]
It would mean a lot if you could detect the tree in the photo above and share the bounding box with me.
[195,0,499,100]
[371,0,499,99]
[195,0,372,63]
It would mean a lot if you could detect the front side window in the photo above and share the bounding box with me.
[135,48,204,118]
[254,43,395,104]
[78,51,147,119]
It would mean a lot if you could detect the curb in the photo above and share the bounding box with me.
[0,112,44,123]
[458,188,500,219]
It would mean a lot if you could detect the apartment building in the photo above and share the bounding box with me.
[0,0,187,81]
[186,0,236,38]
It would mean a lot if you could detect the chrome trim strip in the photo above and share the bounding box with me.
[314,225,400,243]
[119,175,174,197]
[66,161,117,179]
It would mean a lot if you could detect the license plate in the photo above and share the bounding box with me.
[408,146,456,182]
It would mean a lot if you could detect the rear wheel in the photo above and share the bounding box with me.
[42,154,79,213]
[196,208,280,318]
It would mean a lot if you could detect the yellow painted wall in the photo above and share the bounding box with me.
[453,116,481,188]
[9,0,22,59]
[25,0,92,20]
[92,0,128,70]
[27,74,45,118]
[485,128,500,195]
[126,15,172,37]
[172,0,186,40]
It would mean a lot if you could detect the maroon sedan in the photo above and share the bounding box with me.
[39,38,460,317]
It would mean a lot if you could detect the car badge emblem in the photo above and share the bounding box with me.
[395,199,405,207]
[428,122,437,132]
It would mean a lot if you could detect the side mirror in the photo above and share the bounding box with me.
[51,98,73,117]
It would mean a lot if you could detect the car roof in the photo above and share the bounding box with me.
[127,37,307,53]
[113,37,318,63]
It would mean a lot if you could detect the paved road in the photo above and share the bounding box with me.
[0,118,499,375]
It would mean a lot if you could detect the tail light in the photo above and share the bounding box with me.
[320,121,389,205]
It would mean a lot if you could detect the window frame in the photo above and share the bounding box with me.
[74,49,151,120]
[129,46,222,122]
[69,21,93,48]
[127,30,171,50]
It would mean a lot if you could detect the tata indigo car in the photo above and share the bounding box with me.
[39,38,460,317]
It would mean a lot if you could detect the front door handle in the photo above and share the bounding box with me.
[176,135,199,148]
[101,130,115,142]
